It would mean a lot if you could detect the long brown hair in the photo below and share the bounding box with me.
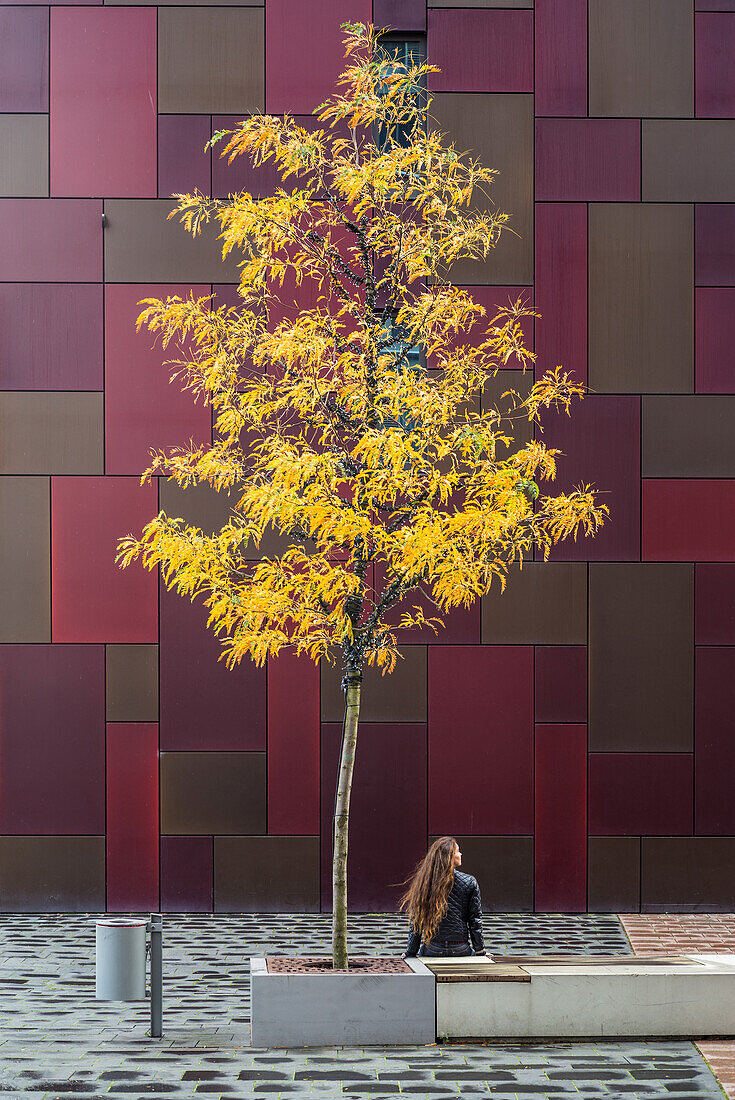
[400,836,457,944]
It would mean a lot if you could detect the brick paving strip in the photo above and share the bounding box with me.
[0,914,724,1099]
[621,913,735,1099]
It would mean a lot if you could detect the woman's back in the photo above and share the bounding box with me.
[402,838,485,958]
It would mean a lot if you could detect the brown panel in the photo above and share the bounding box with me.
[431,835,533,912]
[482,562,587,644]
[0,836,105,912]
[106,645,159,722]
[642,838,735,912]
[589,204,693,394]
[643,397,735,477]
[643,121,735,202]
[104,200,241,283]
[0,393,103,474]
[0,115,48,196]
[482,370,532,449]
[589,564,693,752]
[161,751,266,834]
[589,0,693,118]
[0,477,49,642]
[214,836,319,912]
[159,479,291,559]
[430,94,533,285]
[588,837,640,913]
[321,646,427,723]
[158,8,264,114]
[430,0,532,5]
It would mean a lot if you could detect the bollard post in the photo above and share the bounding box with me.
[149,913,163,1038]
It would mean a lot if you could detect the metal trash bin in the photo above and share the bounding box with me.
[95,918,147,1001]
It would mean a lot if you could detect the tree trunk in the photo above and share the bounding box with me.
[332,676,361,969]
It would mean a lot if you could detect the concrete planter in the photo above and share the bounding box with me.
[250,957,435,1047]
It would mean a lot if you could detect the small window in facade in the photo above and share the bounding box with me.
[375,37,427,152]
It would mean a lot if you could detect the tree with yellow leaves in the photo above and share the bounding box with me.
[118,22,607,969]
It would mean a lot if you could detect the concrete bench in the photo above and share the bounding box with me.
[422,954,735,1040]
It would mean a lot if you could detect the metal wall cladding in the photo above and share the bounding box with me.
[2,0,735,912]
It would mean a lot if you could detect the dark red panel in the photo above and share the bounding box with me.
[535,724,586,912]
[212,114,301,199]
[429,646,533,834]
[696,14,735,116]
[534,204,587,384]
[535,646,587,724]
[50,8,156,197]
[542,397,641,561]
[0,8,48,111]
[268,652,320,834]
[52,477,158,642]
[158,116,211,199]
[696,565,735,643]
[439,285,533,369]
[0,645,104,833]
[428,10,532,92]
[696,647,735,834]
[535,120,640,202]
[696,288,735,392]
[160,584,266,751]
[161,837,213,913]
[377,562,481,645]
[320,722,427,911]
[643,480,735,561]
[374,0,425,32]
[696,204,735,285]
[107,723,159,911]
[105,284,212,475]
[589,754,693,836]
[534,0,587,116]
[0,201,102,282]
[0,284,102,390]
[265,0,372,114]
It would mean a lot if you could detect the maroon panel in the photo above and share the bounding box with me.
[0,8,48,111]
[535,646,587,724]
[535,724,587,912]
[212,115,305,199]
[0,645,104,833]
[0,201,102,282]
[265,0,372,114]
[268,652,320,834]
[160,584,266,750]
[105,284,212,476]
[696,204,735,285]
[158,115,211,199]
[695,648,735,834]
[320,722,427,911]
[377,563,481,645]
[106,723,159,911]
[696,288,735,392]
[696,565,735,643]
[429,646,533,834]
[51,477,158,643]
[696,14,735,117]
[0,284,102,390]
[534,0,587,116]
[161,836,213,912]
[535,120,640,202]
[50,8,156,197]
[428,10,533,93]
[697,1,735,7]
[589,754,694,836]
[643,480,735,561]
[534,204,587,384]
[439,285,533,370]
[374,0,426,31]
[542,397,640,561]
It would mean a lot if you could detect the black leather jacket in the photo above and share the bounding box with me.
[405,870,485,956]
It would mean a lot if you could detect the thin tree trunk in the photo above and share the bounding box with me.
[332,677,361,969]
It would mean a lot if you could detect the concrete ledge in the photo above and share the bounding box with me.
[250,957,435,1047]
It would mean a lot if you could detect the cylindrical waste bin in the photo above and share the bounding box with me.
[96,918,147,1001]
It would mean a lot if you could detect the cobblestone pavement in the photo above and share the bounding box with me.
[621,913,735,1100]
[0,914,725,1099]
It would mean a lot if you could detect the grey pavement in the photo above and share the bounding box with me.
[0,914,724,1099]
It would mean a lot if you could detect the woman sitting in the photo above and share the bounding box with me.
[402,836,486,958]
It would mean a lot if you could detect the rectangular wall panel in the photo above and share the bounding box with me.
[106,644,158,722]
[696,13,735,117]
[50,8,156,197]
[535,204,587,384]
[159,8,264,114]
[158,115,211,199]
[589,564,693,751]
[535,120,640,202]
[212,114,312,199]
[429,646,533,834]
[428,836,533,912]
[695,648,735,834]
[642,838,735,911]
[696,565,735,644]
[482,562,587,644]
[0,200,102,282]
[588,837,641,913]
[0,838,104,913]
[161,837,213,913]
[0,393,103,474]
[643,480,735,561]
[0,477,49,642]
[644,121,735,202]
[161,752,266,835]
[534,0,587,116]
[106,723,159,911]
[428,10,533,92]
[0,284,102,390]
[643,396,735,476]
[268,652,319,835]
[215,836,319,912]
[535,646,586,724]
[374,0,426,30]
[321,646,426,723]
[535,724,587,912]
[589,753,693,835]
[696,288,735,392]
[696,204,735,285]
[0,116,48,197]
[0,8,48,111]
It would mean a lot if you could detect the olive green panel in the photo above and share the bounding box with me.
[161,751,266,834]
[430,835,534,911]
[588,837,640,913]
[643,396,735,477]
[0,115,48,197]
[0,477,50,642]
[0,836,105,912]
[0,392,103,474]
[643,121,735,202]
[159,8,264,114]
[321,646,427,723]
[482,562,587,644]
[642,838,735,912]
[214,835,320,912]
[106,644,159,722]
